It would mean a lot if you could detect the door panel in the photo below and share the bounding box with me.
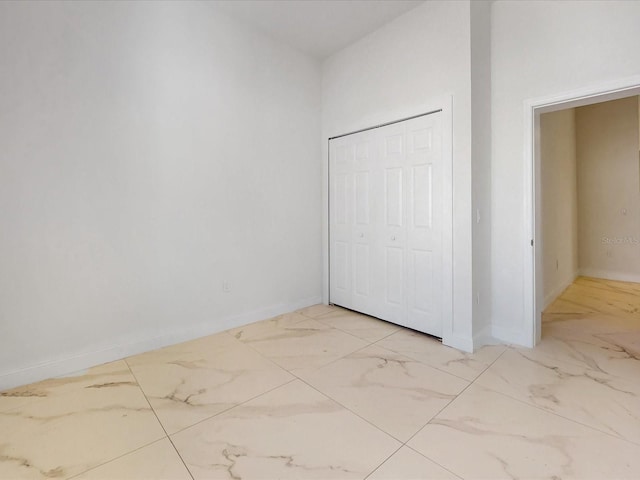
[354,244,370,296]
[334,242,350,291]
[334,173,349,225]
[384,168,403,227]
[410,250,432,313]
[412,164,432,228]
[406,114,442,334]
[329,138,353,307]
[355,172,370,225]
[385,246,404,306]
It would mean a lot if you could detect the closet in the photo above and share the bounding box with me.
[329,111,444,337]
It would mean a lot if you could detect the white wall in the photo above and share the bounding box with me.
[322,0,474,350]
[0,1,322,389]
[576,97,640,281]
[470,1,493,343]
[540,109,578,307]
[491,0,640,344]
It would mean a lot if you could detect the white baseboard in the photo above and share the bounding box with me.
[442,333,474,353]
[443,324,507,353]
[579,268,640,284]
[472,323,504,349]
[0,296,322,391]
[543,270,579,309]
[491,323,532,348]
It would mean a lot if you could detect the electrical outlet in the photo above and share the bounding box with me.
[223,280,232,293]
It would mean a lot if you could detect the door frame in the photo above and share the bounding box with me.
[323,95,454,345]
[523,77,640,347]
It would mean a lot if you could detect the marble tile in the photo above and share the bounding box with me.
[233,318,369,372]
[409,384,640,479]
[295,304,339,318]
[313,307,400,343]
[0,360,140,414]
[133,330,242,361]
[127,339,294,434]
[542,311,640,333]
[531,326,640,382]
[580,275,640,295]
[598,331,640,359]
[545,276,640,322]
[5,275,638,480]
[376,328,506,381]
[476,348,640,444]
[227,311,311,341]
[0,360,165,480]
[74,439,191,480]
[544,273,640,358]
[171,380,400,480]
[299,345,468,441]
[367,446,459,480]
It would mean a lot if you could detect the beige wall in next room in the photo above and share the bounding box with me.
[576,96,640,282]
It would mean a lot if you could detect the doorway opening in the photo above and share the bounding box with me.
[525,81,640,346]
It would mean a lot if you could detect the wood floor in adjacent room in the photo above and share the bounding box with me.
[1,277,639,479]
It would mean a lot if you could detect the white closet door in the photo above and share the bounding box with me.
[378,122,406,324]
[351,130,379,317]
[329,137,353,309]
[329,130,379,318]
[329,112,443,337]
[405,114,442,335]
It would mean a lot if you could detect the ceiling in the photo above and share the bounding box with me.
[207,0,425,59]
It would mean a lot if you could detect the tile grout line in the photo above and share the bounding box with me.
[227,307,508,478]
[403,444,464,480]
[291,372,406,444]
[121,332,299,439]
[286,340,378,375]
[309,312,502,383]
[287,341,486,477]
[381,347,513,479]
[220,307,324,342]
[228,313,379,377]
[123,359,196,480]
[215,308,400,435]
[169,378,297,436]
[401,366,478,446]
[404,347,510,444]
[167,377,299,437]
[371,326,407,343]
[474,345,640,447]
[370,334,501,384]
[287,336,478,452]
[472,343,512,378]
[311,311,403,345]
[223,330,302,377]
[213,308,428,451]
[473,377,640,448]
[361,444,405,480]
[65,358,191,480]
[65,438,168,480]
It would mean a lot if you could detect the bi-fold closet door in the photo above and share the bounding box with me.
[329,112,443,337]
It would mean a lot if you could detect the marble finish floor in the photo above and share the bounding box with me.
[1,276,640,479]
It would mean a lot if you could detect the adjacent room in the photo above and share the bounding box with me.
[541,96,640,309]
[1,1,639,479]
